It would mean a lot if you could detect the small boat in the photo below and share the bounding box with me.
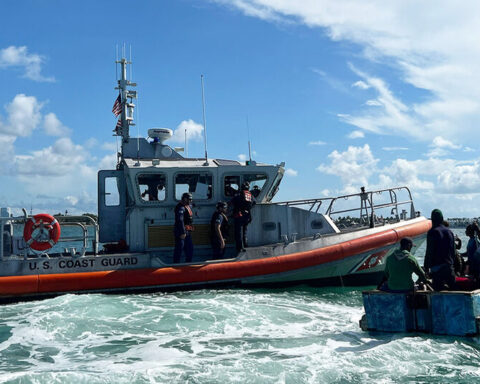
[0,57,431,303]
[360,286,480,336]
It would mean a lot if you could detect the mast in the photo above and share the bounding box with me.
[114,57,137,155]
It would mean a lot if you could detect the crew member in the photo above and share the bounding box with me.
[424,209,456,290]
[142,182,164,201]
[380,237,429,292]
[211,201,229,259]
[173,192,194,263]
[231,181,255,252]
[251,185,261,198]
[224,182,236,197]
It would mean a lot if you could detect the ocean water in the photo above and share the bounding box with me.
[1,228,479,383]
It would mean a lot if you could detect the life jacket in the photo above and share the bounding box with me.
[211,211,229,238]
[243,190,252,202]
[232,190,253,218]
[175,203,194,231]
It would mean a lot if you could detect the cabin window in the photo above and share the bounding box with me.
[224,176,240,197]
[266,172,283,202]
[244,174,267,198]
[311,220,324,229]
[175,173,213,200]
[105,177,120,206]
[138,174,167,201]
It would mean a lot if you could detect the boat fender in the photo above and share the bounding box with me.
[23,213,61,251]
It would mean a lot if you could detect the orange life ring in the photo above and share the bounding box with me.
[23,214,61,251]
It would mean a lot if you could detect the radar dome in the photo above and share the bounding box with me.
[148,128,173,144]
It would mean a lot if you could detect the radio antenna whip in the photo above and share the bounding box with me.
[185,126,188,157]
[201,74,209,165]
[246,115,252,162]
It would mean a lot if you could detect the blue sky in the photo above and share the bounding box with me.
[1,0,480,217]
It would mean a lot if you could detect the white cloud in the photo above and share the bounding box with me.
[14,137,88,176]
[170,119,204,143]
[317,144,378,189]
[215,1,480,144]
[426,136,462,157]
[101,141,118,151]
[99,154,117,170]
[341,65,417,138]
[347,130,364,139]
[43,113,71,136]
[0,94,79,177]
[28,191,97,215]
[0,46,54,82]
[308,140,326,146]
[366,100,382,106]
[65,195,79,206]
[238,154,247,161]
[0,94,43,137]
[437,163,480,194]
[426,147,450,158]
[312,68,349,93]
[431,136,460,150]
[10,138,99,213]
[285,168,298,176]
[84,138,98,149]
[0,135,16,167]
[382,146,408,151]
[212,0,286,22]
[352,80,369,90]
[379,158,434,191]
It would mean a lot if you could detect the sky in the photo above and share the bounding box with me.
[1,0,480,218]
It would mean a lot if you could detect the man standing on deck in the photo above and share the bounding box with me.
[211,201,229,259]
[231,181,255,252]
[173,192,194,263]
[424,209,456,290]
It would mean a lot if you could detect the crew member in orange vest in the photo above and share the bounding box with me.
[231,182,255,252]
[173,192,194,263]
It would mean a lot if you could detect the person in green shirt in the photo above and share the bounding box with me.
[380,237,429,292]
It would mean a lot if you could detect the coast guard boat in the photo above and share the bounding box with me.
[0,58,431,303]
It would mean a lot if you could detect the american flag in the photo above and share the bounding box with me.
[115,118,122,130]
[112,94,122,116]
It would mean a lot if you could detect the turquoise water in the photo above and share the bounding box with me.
[1,229,479,383]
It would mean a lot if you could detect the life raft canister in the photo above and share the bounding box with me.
[23,213,61,251]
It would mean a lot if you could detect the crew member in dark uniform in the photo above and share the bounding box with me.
[231,181,255,252]
[173,192,194,263]
[424,208,456,290]
[210,201,229,259]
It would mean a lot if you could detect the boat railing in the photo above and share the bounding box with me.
[274,186,418,229]
[54,215,99,256]
[0,210,99,260]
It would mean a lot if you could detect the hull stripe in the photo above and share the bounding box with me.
[0,220,431,297]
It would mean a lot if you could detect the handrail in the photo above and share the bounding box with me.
[55,215,99,255]
[1,212,100,258]
[273,186,417,227]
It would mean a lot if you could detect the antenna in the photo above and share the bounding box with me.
[246,115,252,162]
[201,74,209,165]
[136,93,140,162]
[185,126,188,157]
[115,45,118,80]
